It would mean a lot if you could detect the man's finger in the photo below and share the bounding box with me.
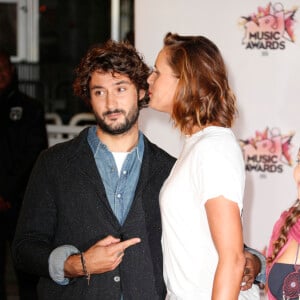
[119,237,141,250]
[116,251,124,258]
[240,282,252,291]
[242,275,253,283]
[98,235,121,246]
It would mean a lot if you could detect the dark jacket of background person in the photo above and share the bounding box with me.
[0,58,48,300]
[0,77,48,212]
[12,128,175,300]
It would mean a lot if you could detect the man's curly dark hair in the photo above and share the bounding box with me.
[73,40,150,109]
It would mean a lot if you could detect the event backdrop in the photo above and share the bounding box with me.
[135,0,300,256]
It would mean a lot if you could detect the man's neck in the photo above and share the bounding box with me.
[96,125,139,152]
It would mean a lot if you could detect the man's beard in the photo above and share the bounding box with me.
[94,107,139,135]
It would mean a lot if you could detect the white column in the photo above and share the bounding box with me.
[26,0,39,62]
[111,0,120,41]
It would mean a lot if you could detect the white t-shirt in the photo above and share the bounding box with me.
[112,152,129,176]
[160,126,245,300]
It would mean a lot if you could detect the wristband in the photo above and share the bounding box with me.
[80,252,90,285]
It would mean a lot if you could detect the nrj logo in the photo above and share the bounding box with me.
[240,2,298,50]
[240,127,294,173]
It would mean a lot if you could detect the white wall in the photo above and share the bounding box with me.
[136,0,300,253]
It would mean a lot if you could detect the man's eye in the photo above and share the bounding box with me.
[118,87,126,92]
[94,90,104,96]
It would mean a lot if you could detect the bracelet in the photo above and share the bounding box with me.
[80,252,90,285]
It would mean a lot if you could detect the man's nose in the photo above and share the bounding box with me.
[105,91,117,109]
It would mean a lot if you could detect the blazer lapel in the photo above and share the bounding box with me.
[74,136,120,229]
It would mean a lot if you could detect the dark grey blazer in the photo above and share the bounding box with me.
[12,128,176,300]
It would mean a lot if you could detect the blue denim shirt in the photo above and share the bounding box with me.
[88,126,144,225]
[49,126,144,286]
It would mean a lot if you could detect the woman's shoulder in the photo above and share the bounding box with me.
[192,127,239,153]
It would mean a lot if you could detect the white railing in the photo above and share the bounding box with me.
[46,113,95,147]
[46,124,88,146]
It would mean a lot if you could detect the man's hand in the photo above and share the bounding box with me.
[240,250,261,291]
[64,235,141,277]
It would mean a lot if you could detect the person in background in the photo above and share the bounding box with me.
[147,32,260,299]
[0,49,48,300]
[12,40,264,300]
[267,148,300,300]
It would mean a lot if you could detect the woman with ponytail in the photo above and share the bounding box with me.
[267,148,300,299]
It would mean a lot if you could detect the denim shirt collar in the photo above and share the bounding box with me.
[87,126,144,160]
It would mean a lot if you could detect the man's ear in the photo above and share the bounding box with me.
[138,89,146,100]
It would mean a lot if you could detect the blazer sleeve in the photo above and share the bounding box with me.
[12,151,56,278]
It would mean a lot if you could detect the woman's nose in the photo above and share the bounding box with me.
[147,72,154,85]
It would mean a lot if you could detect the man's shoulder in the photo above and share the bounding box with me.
[19,92,44,110]
[42,128,90,162]
[8,90,45,116]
